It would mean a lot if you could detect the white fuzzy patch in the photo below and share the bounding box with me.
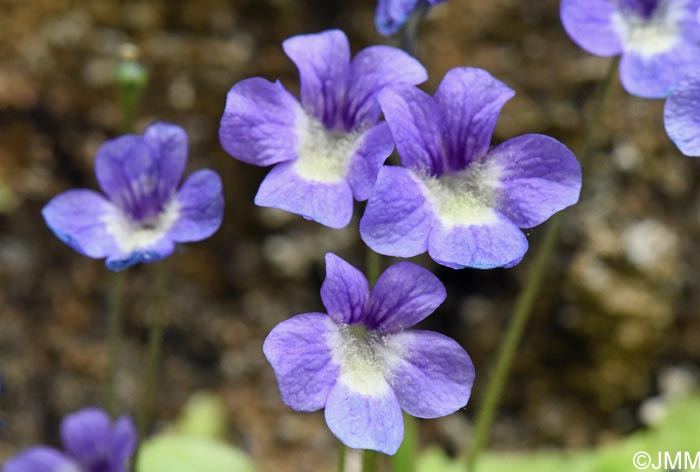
[613,0,685,58]
[420,159,502,228]
[330,324,403,397]
[104,198,180,254]
[294,114,362,183]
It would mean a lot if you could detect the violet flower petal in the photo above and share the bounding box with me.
[346,46,427,128]
[490,134,582,228]
[263,313,340,412]
[142,122,188,204]
[346,122,395,201]
[219,78,303,166]
[110,416,137,472]
[254,161,354,229]
[105,235,175,271]
[168,169,224,242]
[560,0,623,56]
[60,408,112,470]
[428,212,529,269]
[375,0,420,36]
[665,77,700,156]
[620,41,700,98]
[386,330,474,418]
[3,447,80,472]
[434,68,515,172]
[324,381,404,455]
[321,253,370,325]
[282,30,350,129]
[360,166,435,258]
[42,189,120,259]
[365,262,446,333]
[378,85,445,175]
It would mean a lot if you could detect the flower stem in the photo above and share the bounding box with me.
[399,0,429,56]
[362,450,379,472]
[338,442,347,472]
[137,262,170,436]
[106,271,125,416]
[464,56,619,472]
[365,248,381,286]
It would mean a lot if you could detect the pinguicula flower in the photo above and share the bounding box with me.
[3,408,136,472]
[375,0,447,36]
[560,0,700,98]
[42,122,224,271]
[664,76,700,156]
[263,253,474,454]
[360,67,582,270]
[219,29,427,229]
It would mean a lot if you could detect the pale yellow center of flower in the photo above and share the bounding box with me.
[613,0,684,58]
[104,198,180,253]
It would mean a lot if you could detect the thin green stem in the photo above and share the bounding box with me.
[366,248,381,286]
[391,413,417,472]
[106,271,125,416]
[363,450,379,472]
[399,0,429,56]
[137,262,170,436]
[338,442,347,472]
[465,56,619,472]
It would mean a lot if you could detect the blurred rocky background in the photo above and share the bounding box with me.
[1,0,699,470]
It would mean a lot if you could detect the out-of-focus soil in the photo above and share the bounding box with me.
[1,0,699,470]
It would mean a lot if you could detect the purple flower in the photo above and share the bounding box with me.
[664,76,700,156]
[219,30,427,229]
[42,122,224,271]
[3,408,136,472]
[561,0,700,98]
[360,67,582,270]
[375,0,447,36]
[263,253,474,454]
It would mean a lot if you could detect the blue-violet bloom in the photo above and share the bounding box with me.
[561,0,700,98]
[42,122,224,271]
[219,29,427,229]
[375,0,447,36]
[3,408,136,472]
[263,253,474,454]
[360,67,582,269]
[664,75,700,156]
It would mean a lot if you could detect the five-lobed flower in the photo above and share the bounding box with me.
[3,408,136,472]
[561,0,700,98]
[219,29,427,229]
[263,253,474,454]
[42,122,224,271]
[360,67,582,270]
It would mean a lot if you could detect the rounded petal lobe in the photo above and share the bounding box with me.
[169,169,224,242]
[619,42,700,98]
[664,77,700,157]
[321,253,370,325]
[254,161,354,229]
[263,313,340,412]
[346,45,427,127]
[375,0,420,36]
[365,262,446,332]
[283,30,350,129]
[347,122,394,201]
[386,330,474,418]
[142,122,188,202]
[219,77,303,166]
[434,67,515,171]
[111,416,137,471]
[42,189,119,259]
[324,381,404,455]
[490,134,582,228]
[360,166,435,258]
[105,236,175,271]
[428,213,529,269]
[560,0,623,56]
[60,408,112,469]
[3,447,80,472]
[378,85,446,175]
